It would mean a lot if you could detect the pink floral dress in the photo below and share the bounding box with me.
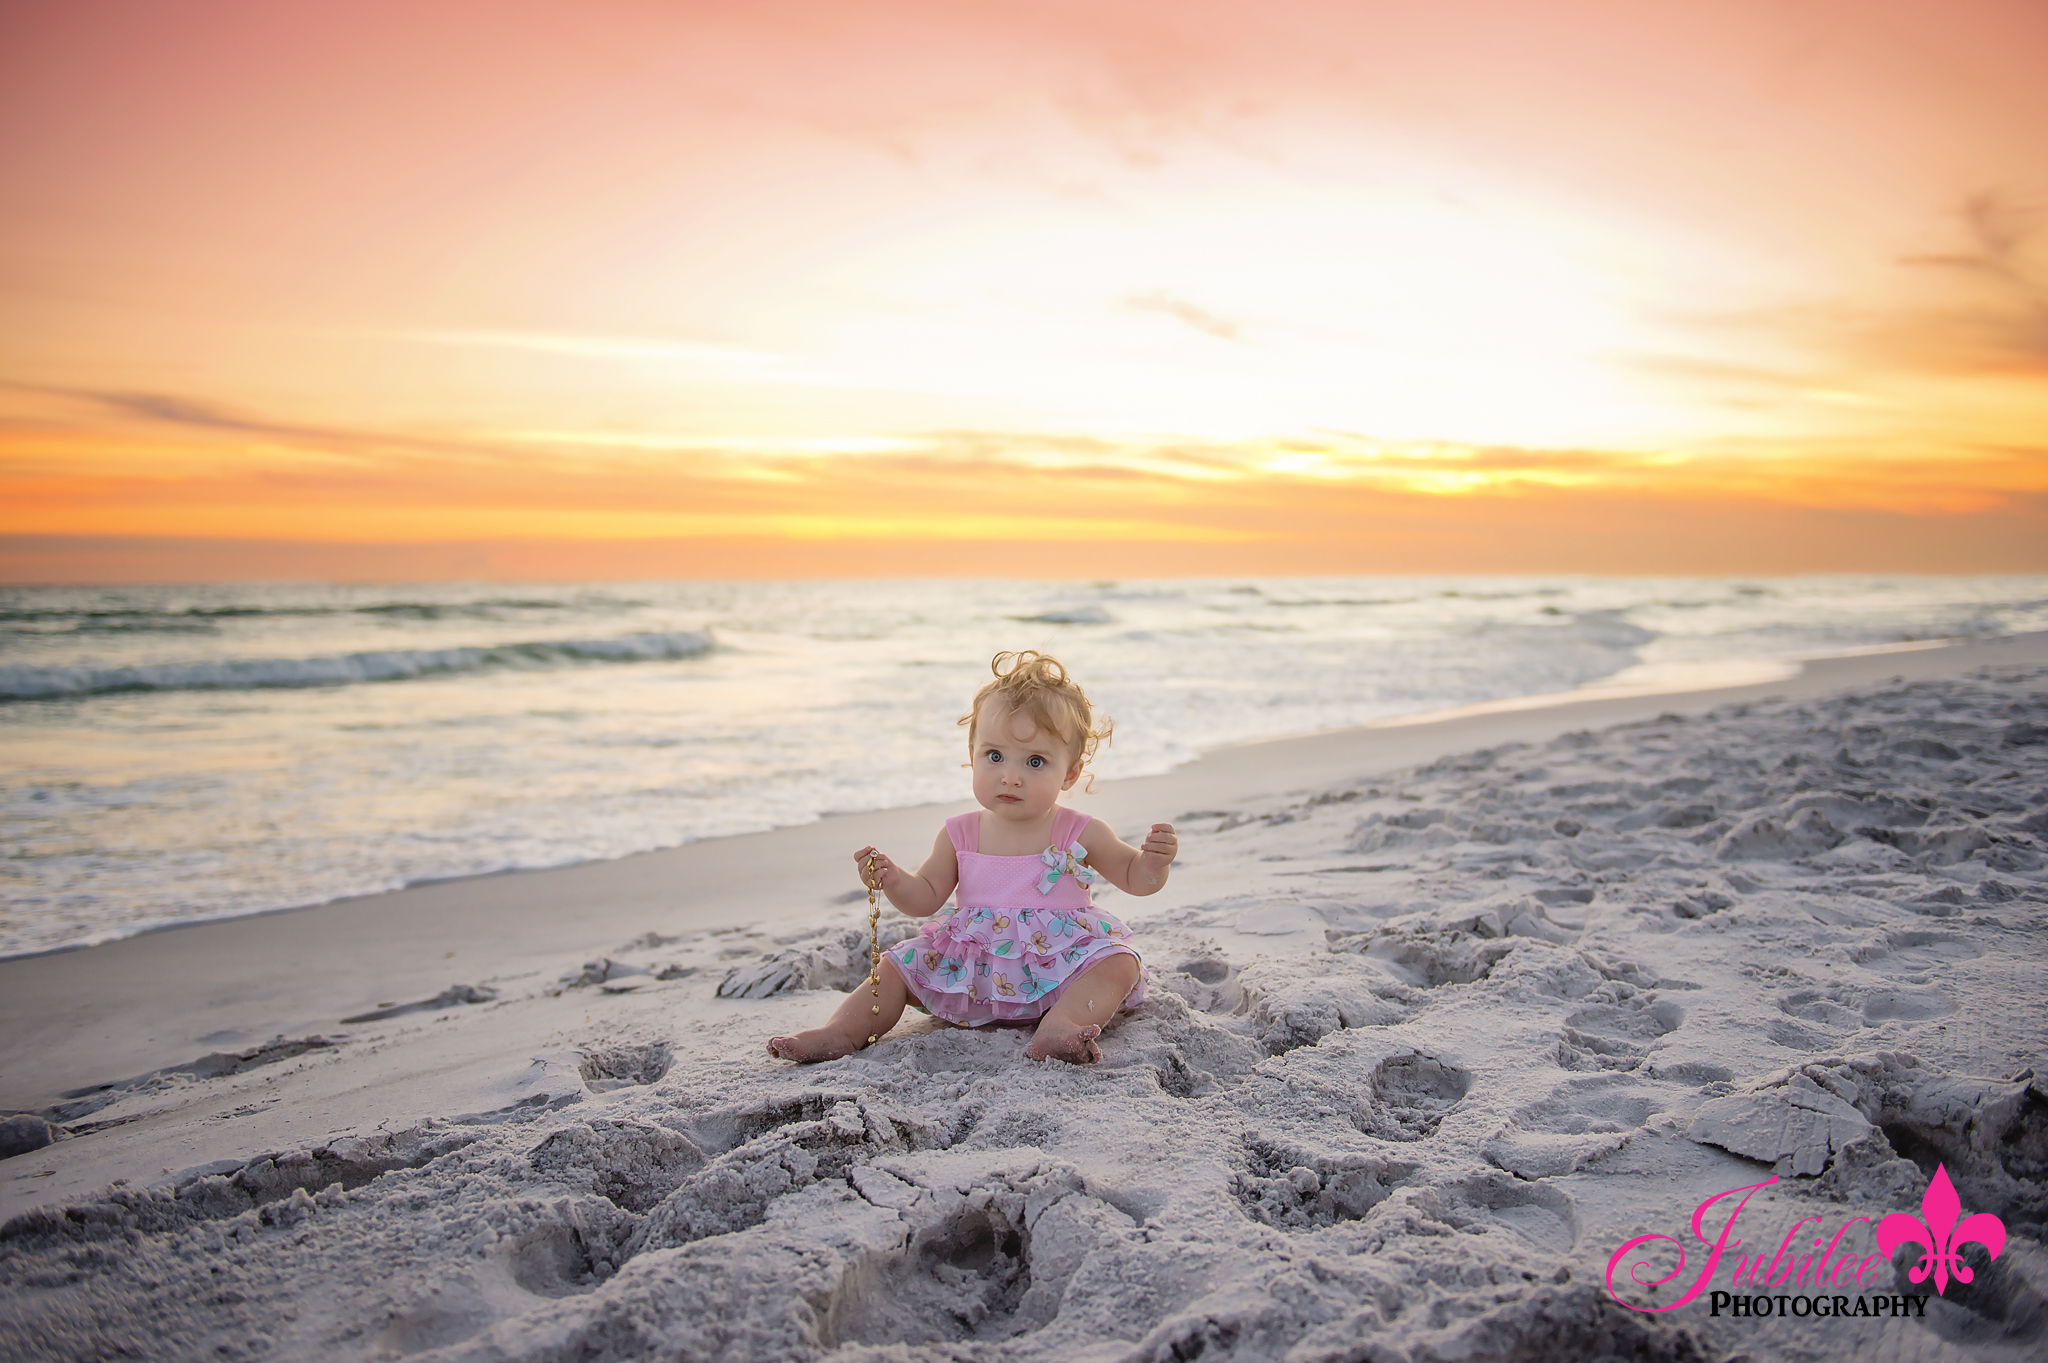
[894,807,1146,1026]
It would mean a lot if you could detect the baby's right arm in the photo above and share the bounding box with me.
[851,828,959,918]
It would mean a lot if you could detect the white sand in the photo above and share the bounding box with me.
[2,634,2045,1361]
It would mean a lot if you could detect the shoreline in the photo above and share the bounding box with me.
[3,630,2044,1118]
[0,632,2014,969]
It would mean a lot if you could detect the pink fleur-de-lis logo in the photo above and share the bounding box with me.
[1874,1163,2007,1296]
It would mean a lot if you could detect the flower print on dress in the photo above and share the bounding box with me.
[1030,931,1052,955]
[994,975,1018,998]
[935,957,967,988]
[1019,964,1056,1002]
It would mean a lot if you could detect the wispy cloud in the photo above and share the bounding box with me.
[90,392,271,430]
[488,431,924,456]
[1901,192,2043,289]
[52,388,494,466]
[1888,190,2048,374]
[1694,191,2048,383]
[1122,289,1247,342]
[412,331,783,367]
[1614,353,1818,391]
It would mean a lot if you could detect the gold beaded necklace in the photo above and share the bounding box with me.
[863,850,882,1047]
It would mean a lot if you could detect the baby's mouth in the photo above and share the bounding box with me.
[997,794,1022,803]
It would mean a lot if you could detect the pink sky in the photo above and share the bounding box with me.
[3,1,2045,579]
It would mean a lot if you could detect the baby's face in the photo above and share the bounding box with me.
[969,699,1081,826]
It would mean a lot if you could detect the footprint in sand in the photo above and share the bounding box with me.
[1778,978,1954,1029]
[527,1117,704,1213]
[1848,928,1981,979]
[1361,1053,1471,1141]
[1158,955,1247,1015]
[1483,1074,1671,1179]
[1557,996,1683,1072]
[1235,1134,1415,1230]
[578,1040,674,1092]
[1435,1172,1580,1250]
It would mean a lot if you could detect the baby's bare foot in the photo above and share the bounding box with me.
[767,1027,862,1063]
[1026,1020,1103,1064]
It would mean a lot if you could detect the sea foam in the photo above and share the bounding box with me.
[0,630,714,700]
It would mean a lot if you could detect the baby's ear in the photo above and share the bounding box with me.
[1061,760,1083,790]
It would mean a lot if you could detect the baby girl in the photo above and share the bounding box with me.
[769,650,1176,1065]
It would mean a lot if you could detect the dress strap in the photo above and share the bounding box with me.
[945,811,980,855]
[1052,806,1091,851]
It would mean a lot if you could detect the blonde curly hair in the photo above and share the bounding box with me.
[959,650,1112,780]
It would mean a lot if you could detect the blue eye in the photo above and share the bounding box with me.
[985,750,1002,763]
[1027,755,1046,768]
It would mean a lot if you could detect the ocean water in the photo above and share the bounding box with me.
[3,575,2044,957]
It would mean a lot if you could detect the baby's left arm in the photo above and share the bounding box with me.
[1077,818,1177,896]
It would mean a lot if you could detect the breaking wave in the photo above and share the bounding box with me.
[0,629,715,701]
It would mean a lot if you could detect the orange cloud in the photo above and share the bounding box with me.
[4,386,2046,581]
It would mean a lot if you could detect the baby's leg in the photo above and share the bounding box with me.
[1026,952,1140,1064]
[768,955,914,1063]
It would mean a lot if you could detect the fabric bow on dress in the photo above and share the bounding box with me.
[1036,845,1100,896]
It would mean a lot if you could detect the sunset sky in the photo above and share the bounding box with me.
[3,0,2046,580]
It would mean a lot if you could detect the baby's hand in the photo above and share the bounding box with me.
[852,846,901,895]
[1137,823,1177,879]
